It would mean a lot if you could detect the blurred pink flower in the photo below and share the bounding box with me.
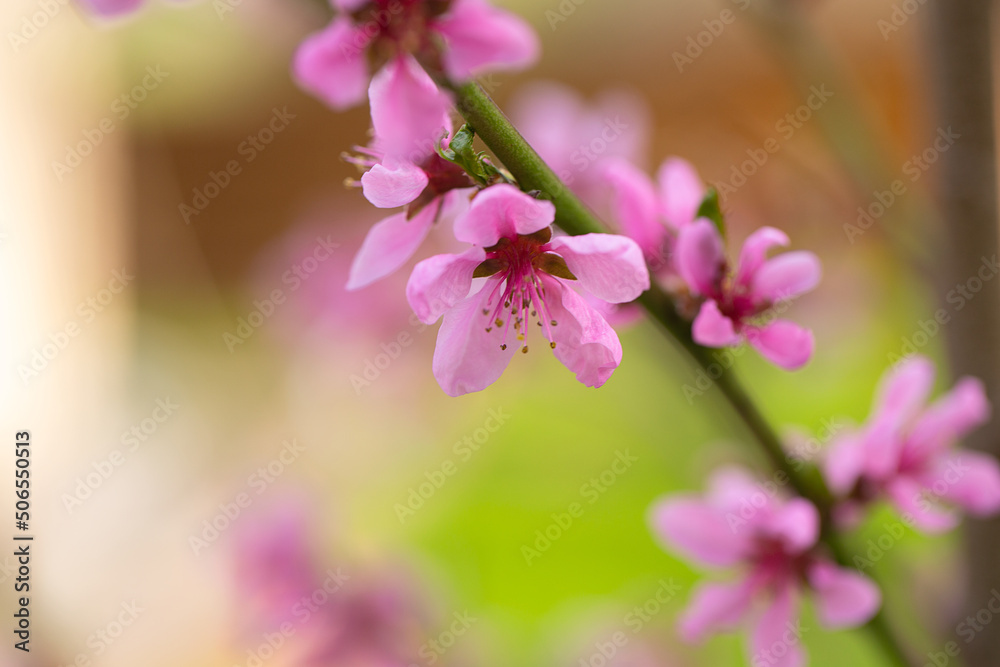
[293,0,538,156]
[823,356,1000,532]
[508,82,651,202]
[602,156,707,274]
[675,222,820,370]
[345,137,476,290]
[405,184,649,395]
[78,0,184,17]
[650,468,881,667]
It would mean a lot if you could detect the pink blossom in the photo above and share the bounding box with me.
[823,356,1000,532]
[405,184,650,396]
[293,0,538,156]
[79,0,184,17]
[675,221,821,369]
[601,156,707,274]
[650,468,881,667]
[508,82,651,202]
[345,137,476,290]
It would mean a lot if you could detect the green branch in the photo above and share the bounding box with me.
[449,80,913,667]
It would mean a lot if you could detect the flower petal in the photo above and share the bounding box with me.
[751,251,822,303]
[735,227,789,288]
[649,496,753,568]
[675,219,726,296]
[346,203,437,290]
[432,0,539,81]
[745,320,814,370]
[431,281,518,396]
[873,356,936,428]
[454,184,555,247]
[332,0,367,10]
[546,234,650,303]
[542,276,623,388]
[807,561,881,629]
[823,432,867,497]
[750,585,804,667]
[79,0,144,16]
[692,300,741,347]
[678,580,756,643]
[761,498,819,555]
[369,56,451,161]
[406,248,485,325]
[926,451,1000,517]
[601,158,667,261]
[657,157,705,229]
[293,18,370,111]
[906,377,991,464]
[884,475,958,533]
[360,160,429,209]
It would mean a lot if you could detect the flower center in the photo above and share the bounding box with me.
[349,0,453,67]
[473,227,576,353]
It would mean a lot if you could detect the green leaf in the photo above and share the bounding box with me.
[437,124,506,187]
[696,188,726,238]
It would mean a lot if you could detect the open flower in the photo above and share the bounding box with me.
[602,156,707,274]
[823,356,1000,532]
[345,137,476,290]
[294,0,538,157]
[650,468,881,667]
[405,184,649,396]
[675,221,821,370]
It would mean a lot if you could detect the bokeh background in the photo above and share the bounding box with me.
[1,0,996,665]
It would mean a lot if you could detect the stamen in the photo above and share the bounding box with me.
[500,344,507,350]
[550,342,557,349]
[521,346,528,354]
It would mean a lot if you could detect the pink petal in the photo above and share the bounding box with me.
[823,432,866,496]
[431,280,518,396]
[79,0,144,16]
[454,184,555,247]
[346,203,438,290]
[675,219,726,296]
[750,585,805,667]
[692,300,741,347]
[406,248,485,324]
[542,276,623,388]
[745,320,814,370]
[432,0,539,81]
[649,497,752,568]
[735,227,789,288]
[369,56,452,161]
[927,451,1000,516]
[601,158,667,261]
[807,561,881,628]
[884,476,958,533]
[906,377,991,464]
[546,234,650,303]
[678,579,756,643]
[657,157,705,229]
[872,356,935,429]
[761,498,819,555]
[707,467,776,516]
[751,251,822,303]
[332,0,367,10]
[360,160,429,209]
[293,18,370,111]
